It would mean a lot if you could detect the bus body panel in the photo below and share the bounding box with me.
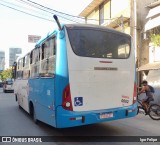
[56,103,137,128]
[14,79,29,113]
[65,27,135,112]
[28,78,56,127]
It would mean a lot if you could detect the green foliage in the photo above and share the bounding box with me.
[0,69,13,81]
[150,34,160,46]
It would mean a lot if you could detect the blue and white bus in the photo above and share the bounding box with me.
[13,19,137,128]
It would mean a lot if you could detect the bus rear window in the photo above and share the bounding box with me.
[66,27,131,59]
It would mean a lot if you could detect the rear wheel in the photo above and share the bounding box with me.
[148,104,160,120]
[30,103,39,124]
[33,107,39,124]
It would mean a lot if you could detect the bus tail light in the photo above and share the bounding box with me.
[62,84,73,111]
[133,83,137,104]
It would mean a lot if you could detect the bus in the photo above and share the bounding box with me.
[13,17,137,128]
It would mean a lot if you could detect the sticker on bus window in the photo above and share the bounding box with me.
[74,97,83,106]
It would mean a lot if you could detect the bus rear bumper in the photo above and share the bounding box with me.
[56,103,138,128]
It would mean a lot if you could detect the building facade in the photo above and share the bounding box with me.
[79,0,160,103]
[79,0,132,34]
[79,0,160,76]
[0,51,5,71]
[9,48,22,67]
[137,0,160,68]
[137,0,160,104]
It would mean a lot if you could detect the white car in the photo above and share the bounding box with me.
[3,79,14,93]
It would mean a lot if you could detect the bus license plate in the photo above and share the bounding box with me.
[100,112,113,119]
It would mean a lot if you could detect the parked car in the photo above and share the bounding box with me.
[3,79,14,93]
[0,80,3,88]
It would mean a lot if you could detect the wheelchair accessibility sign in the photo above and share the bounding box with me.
[74,97,83,106]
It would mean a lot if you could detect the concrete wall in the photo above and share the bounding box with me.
[86,0,131,34]
[87,7,99,25]
[147,69,160,104]
[136,0,157,66]
[111,0,130,18]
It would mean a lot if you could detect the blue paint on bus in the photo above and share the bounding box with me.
[14,24,138,128]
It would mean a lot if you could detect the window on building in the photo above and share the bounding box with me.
[99,3,104,25]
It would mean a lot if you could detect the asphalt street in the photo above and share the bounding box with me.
[0,88,160,145]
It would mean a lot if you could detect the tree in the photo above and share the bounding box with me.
[0,69,13,81]
[150,34,160,46]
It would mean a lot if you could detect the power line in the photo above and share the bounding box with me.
[23,0,84,19]
[12,0,118,23]
[0,0,82,24]
[1,0,53,19]
[0,2,54,22]
[17,0,115,22]
[1,0,137,29]
[16,0,83,23]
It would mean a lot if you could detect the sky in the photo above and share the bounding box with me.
[0,0,92,68]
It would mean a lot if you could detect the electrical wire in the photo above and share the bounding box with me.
[22,0,84,19]
[16,0,85,23]
[0,0,82,23]
[1,0,140,29]
[1,0,53,19]
[0,2,54,22]
[16,0,117,22]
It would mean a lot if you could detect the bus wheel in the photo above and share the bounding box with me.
[18,105,22,109]
[30,102,39,124]
[32,106,39,124]
[15,95,17,101]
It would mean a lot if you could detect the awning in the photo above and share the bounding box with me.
[79,0,104,17]
[144,15,160,31]
[146,0,160,8]
[138,62,160,71]
[102,17,130,28]
[146,5,160,19]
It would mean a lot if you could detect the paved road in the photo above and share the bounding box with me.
[0,88,159,145]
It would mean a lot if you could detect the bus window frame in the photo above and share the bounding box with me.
[66,26,131,59]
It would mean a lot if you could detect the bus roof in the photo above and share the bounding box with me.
[64,24,131,37]
[35,30,57,48]
[34,23,131,49]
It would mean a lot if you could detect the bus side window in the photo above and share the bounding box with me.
[31,48,40,78]
[39,37,56,77]
[54,37,56,55]
[34,48,40,63]
[18,60,20,69]
[42,44,45,60]
[23,57,25,67]
[52,37,56,55]
[30,51,33,64]
[17,71,23,79]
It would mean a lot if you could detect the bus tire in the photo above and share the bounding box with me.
[30,103,39,124]
[33,107,39,124]
[15,95,17,102]
[18,105,22,109]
